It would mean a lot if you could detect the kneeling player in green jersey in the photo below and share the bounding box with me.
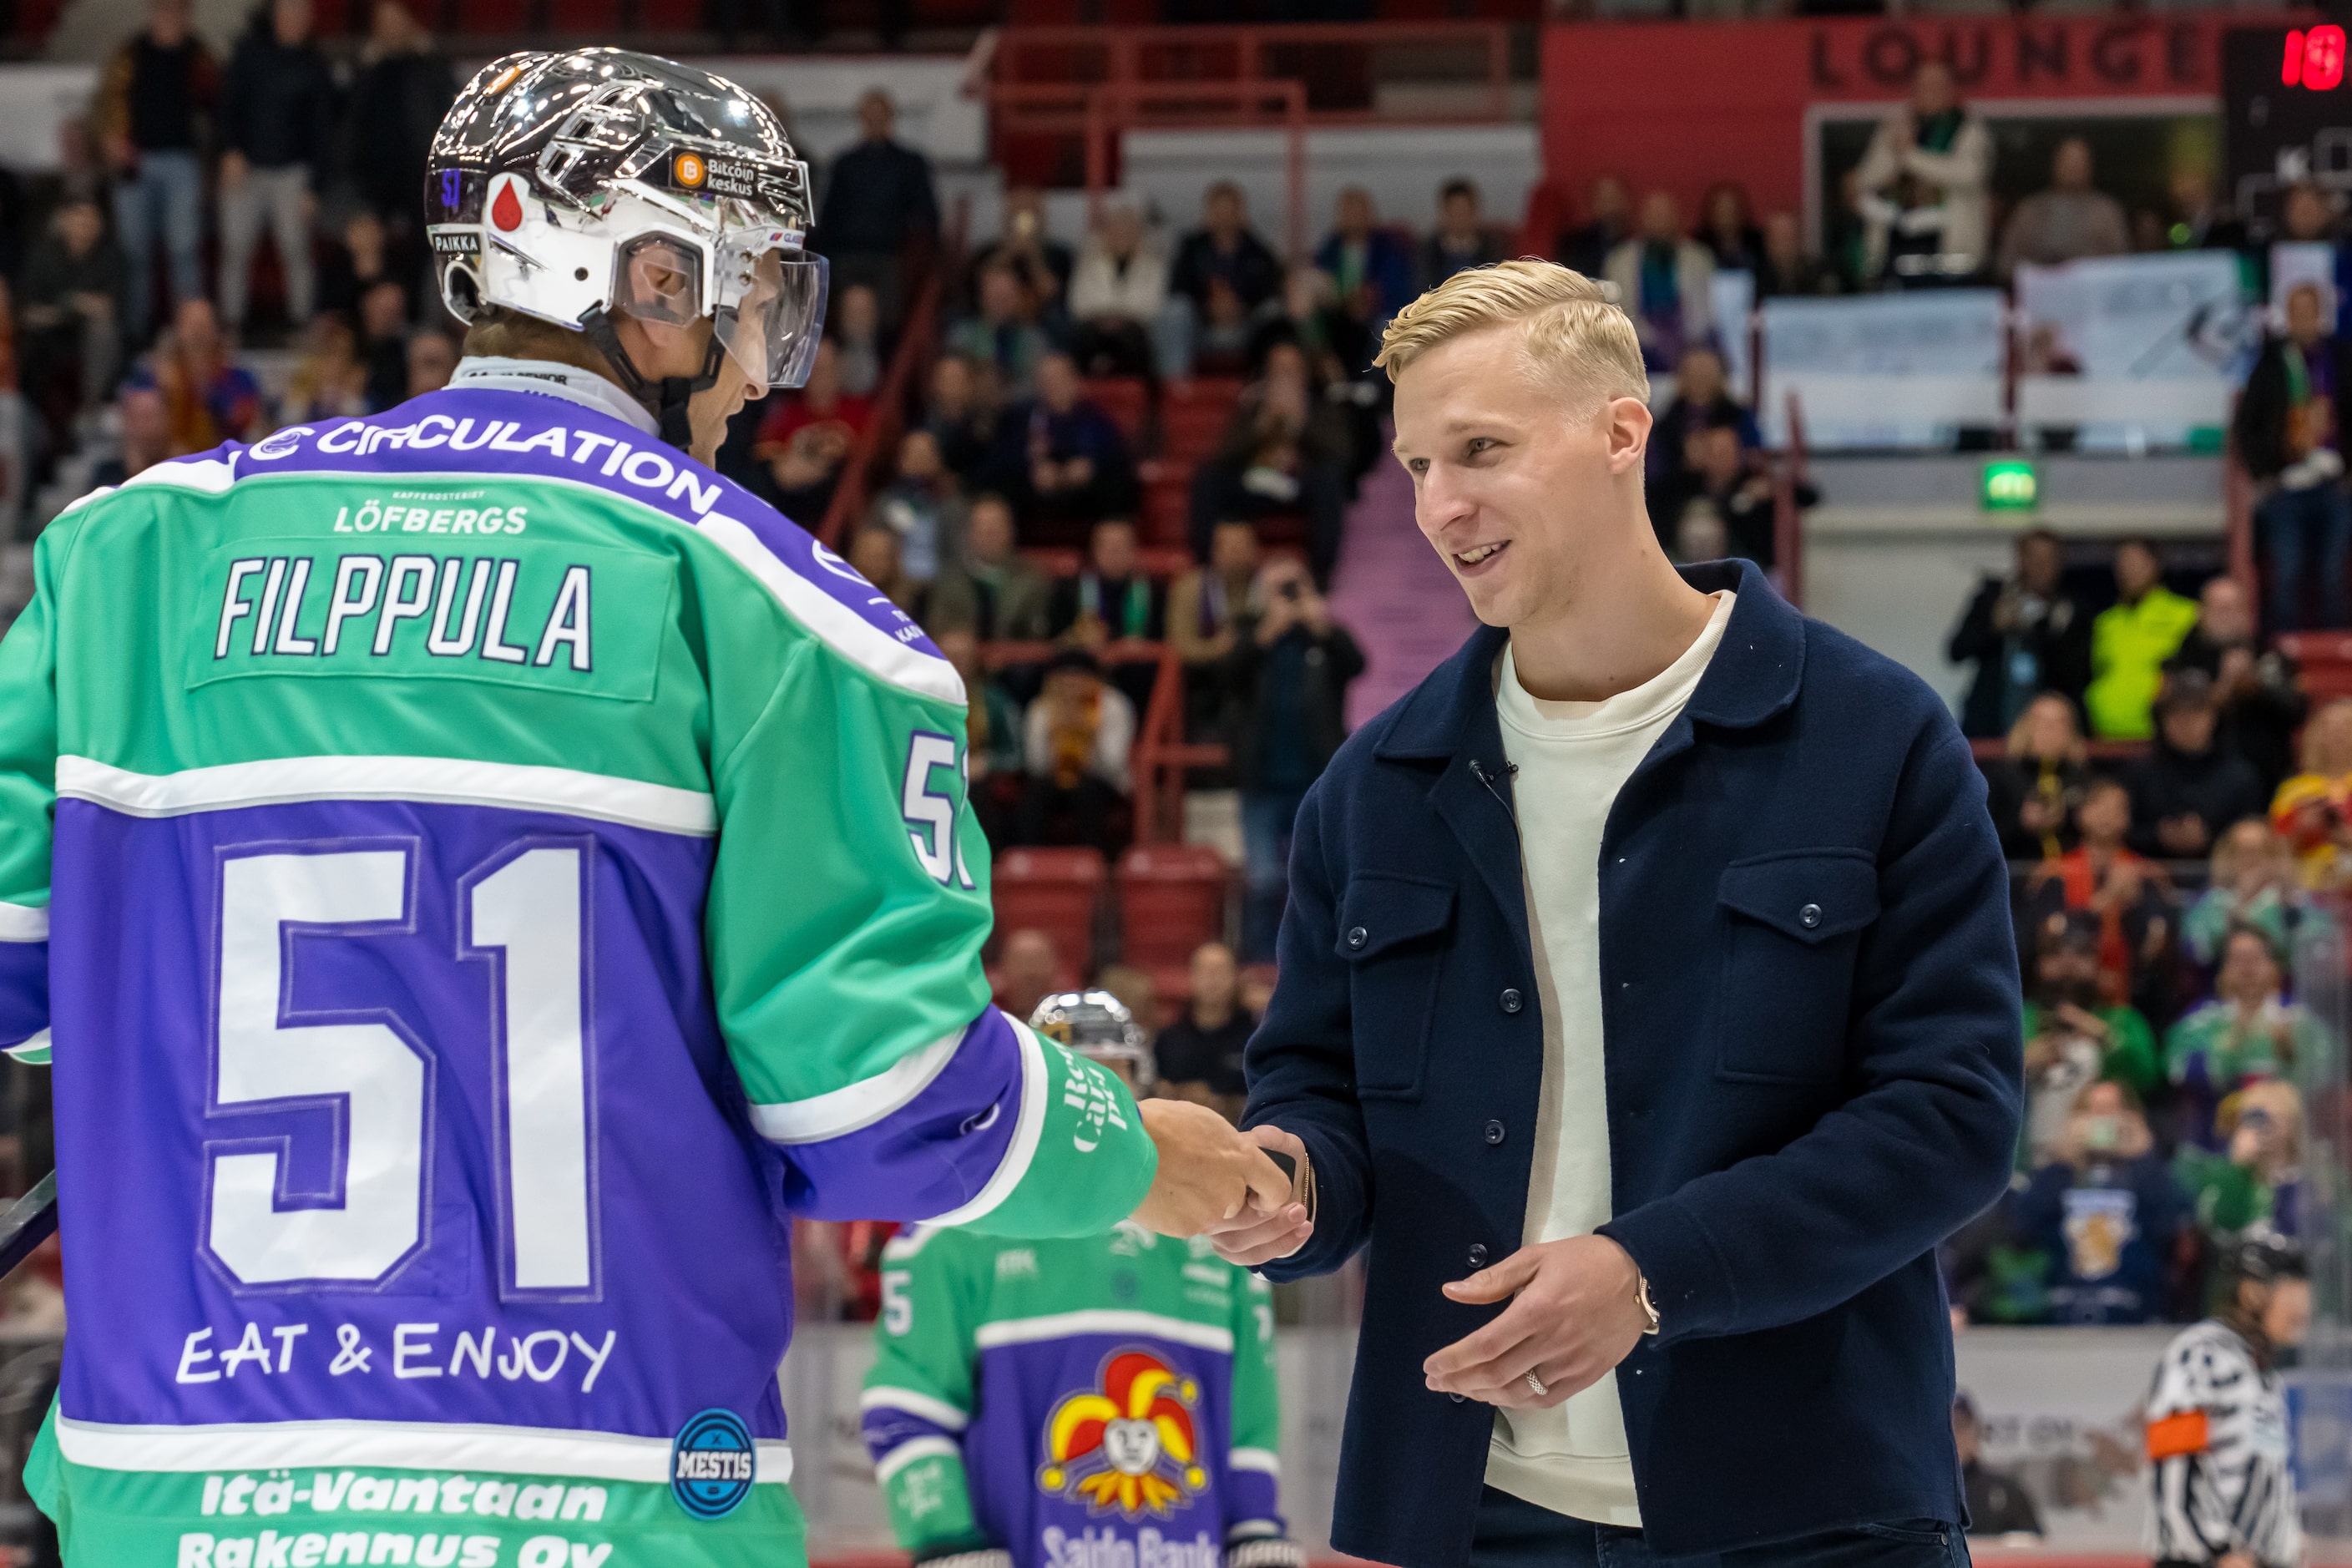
[863,994,1305,1568]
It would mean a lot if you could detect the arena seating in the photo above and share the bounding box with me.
[1115,843,1234,1005]
[989,846,1106,985]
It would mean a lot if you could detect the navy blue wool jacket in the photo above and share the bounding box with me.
[1244,559,2023,1565]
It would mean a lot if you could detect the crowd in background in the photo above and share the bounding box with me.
[1940,529,2345,1329]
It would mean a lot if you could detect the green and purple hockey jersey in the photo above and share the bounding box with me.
[0,358,1159,1567]
[861,1222,1293,1568]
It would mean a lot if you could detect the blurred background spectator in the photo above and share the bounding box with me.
[2015,1078,2185,1324]
[993,351,1136,543]
[1754,209,1839,300]
[1067,197,1173,381]
[925,492,1052,643]
[2166,925,2328,1149]
[2086,538,2198,741]
[833,281,884,397]
[2269,698,2352,889]
[971,185,1070,335]
[815,89,936,328]
[1172,181,1280,375]
[2122,671,2266,863]
[1949,529,2092,740]
[1018,646,1134,857]
[216,0,334,336]
[18,198,124,435]
[870,426,963,592]
[1995,138,2128,281]
[1189,338,1348,582]
[1605,189,1712,372]
[755,337,869,520]
[98,0,213,346]
[1955,1394,2042,1541]
[1985,692,2090,862]
[2165,576,2305,793]
[1555,171,1630,281]
[1696,180,1762,274]
[921,352,998,483]
[1852,59,1992,286]
[1153,940,1253,1124]
[2021,913,2159,1167]
[946,259,1050,400]
[1417,176,1501,288]
[2233,281,2347,634]
[1315,185,1414,374]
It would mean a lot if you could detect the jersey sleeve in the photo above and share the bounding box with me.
[1224,1261,1287,1545]
[0,524,63,1063]
[706,631,1156,1236]
[861,1228,989,1559]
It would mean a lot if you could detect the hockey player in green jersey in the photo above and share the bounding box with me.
[864,994,1305,1568]
[11,48,1292,1568]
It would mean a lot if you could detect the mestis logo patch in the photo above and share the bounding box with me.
[670,1409,755,1520]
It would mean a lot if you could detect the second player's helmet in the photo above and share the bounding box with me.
[1029,991,1154,1088]
[423,48,827,435]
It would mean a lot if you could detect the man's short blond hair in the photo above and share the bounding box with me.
[1374,259,1650,414]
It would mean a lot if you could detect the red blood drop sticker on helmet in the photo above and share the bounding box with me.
[490,179,524,232]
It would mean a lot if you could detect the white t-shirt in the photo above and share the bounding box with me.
[1484,590,1734,1526]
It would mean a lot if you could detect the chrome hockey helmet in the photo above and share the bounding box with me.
[1028,990,1154,1088]
[424,48,827,444]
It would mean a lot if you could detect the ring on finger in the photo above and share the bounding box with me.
[1524,1369,1547,1398]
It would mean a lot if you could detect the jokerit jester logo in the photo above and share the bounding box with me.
[1037,1351,1208,1519]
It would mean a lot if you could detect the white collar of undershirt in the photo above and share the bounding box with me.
[448,356,659,437]
[1497,589,1736,739]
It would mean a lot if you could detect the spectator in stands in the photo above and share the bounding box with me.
[1169,518,1258,671]
[923,352,998,483]
[1555,172,1631,281]
[833,282,883,398]
[847,524,921,620]
[1315,186,1416,369]
[2021,776,2175,1019]
[2166,575,2307,794]
[1950,528,2092,740]
[87,382,169,488]
[1697,181,1763,274]
[2185,819,2332,976]
[1995,139,2130,281]
[406,326,456,399]
[1188,339,1351,584]
[1225,554,1363,961]
[991,352,1137,542]
[18,198,127,422]
[935,629,1023,843]
[2022,916,2161,1166]
[357,280,411,412]
[282,313,367,421]
[1017,647,1135,856]
[1646,343,1756,501]
[2016,1078,2186,1325]
[1604,190,1715,372]
[2166,927,2330,1148]
[1172,181,1281,318]
[2177,1079,2306,1247]
[2086,539,2198,740]
[1755,210,1839,300]
[2235,281,2349,633]
[1659,421,1779,568]
[2125,671,2268,862]
[1419,178,1504,291]
[925,492,1053,643]
[2158,164,2245,254]
[755,338,872,519]
[142,297,261,454]
[972,185,1071,331]
[344,1,452,262]
[871,427,964,589]
[945,260,1051,402]
[1050,516,1163,650]
[1155,941,1254,1124]
[1068,197,1175,381]
[1667,503,1727,569]
[98,0,215,346]
[317,210,395,326]
[2278,180,2344,255]
[996,928,1064,1028]
[1953,1395,2041,1540]
[1853,59,1993,286]
[814,89,938,327]
[217,0,336,336]
[2272,697,2352,889]
[1985,692,2091,862]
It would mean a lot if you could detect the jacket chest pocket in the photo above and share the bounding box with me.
[1338,874,1455,1100]
[1716,850,1879,1085]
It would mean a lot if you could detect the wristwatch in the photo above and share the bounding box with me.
[1636,1272,1661,1336]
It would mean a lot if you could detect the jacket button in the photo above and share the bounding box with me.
[1483,1120,1506,1146]
[1500,988,1523,1014]
[1799,903,1823,929]
[1346,925,1368,950]
[1466,1242,1489,1268]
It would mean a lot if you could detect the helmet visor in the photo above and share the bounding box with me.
[713,236,827,390]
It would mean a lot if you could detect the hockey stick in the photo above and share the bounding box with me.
[0,1172,57,1281]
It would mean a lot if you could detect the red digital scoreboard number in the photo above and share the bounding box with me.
[2281,24,2346,91]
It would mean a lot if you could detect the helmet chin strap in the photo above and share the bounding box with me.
[578,306,727,452]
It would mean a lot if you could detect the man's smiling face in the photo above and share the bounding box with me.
[1390,325,1644,630]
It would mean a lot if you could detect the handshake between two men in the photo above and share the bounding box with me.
[1125,1104,1315,1252]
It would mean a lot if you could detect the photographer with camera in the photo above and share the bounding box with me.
[1225,554,1364,962]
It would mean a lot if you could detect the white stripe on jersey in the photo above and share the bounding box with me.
[2145,1318,2300,1567]
[974,1310,1237,1355]
[925,1018,1049,1230]
[857,1384,971,1433]
[58,755,717,837]
[750,1028,965,1143]
[873,1434,960,1485]
[1230,1448,1282,1477]
[57,1414,792,1485]
[0,901,47,941]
